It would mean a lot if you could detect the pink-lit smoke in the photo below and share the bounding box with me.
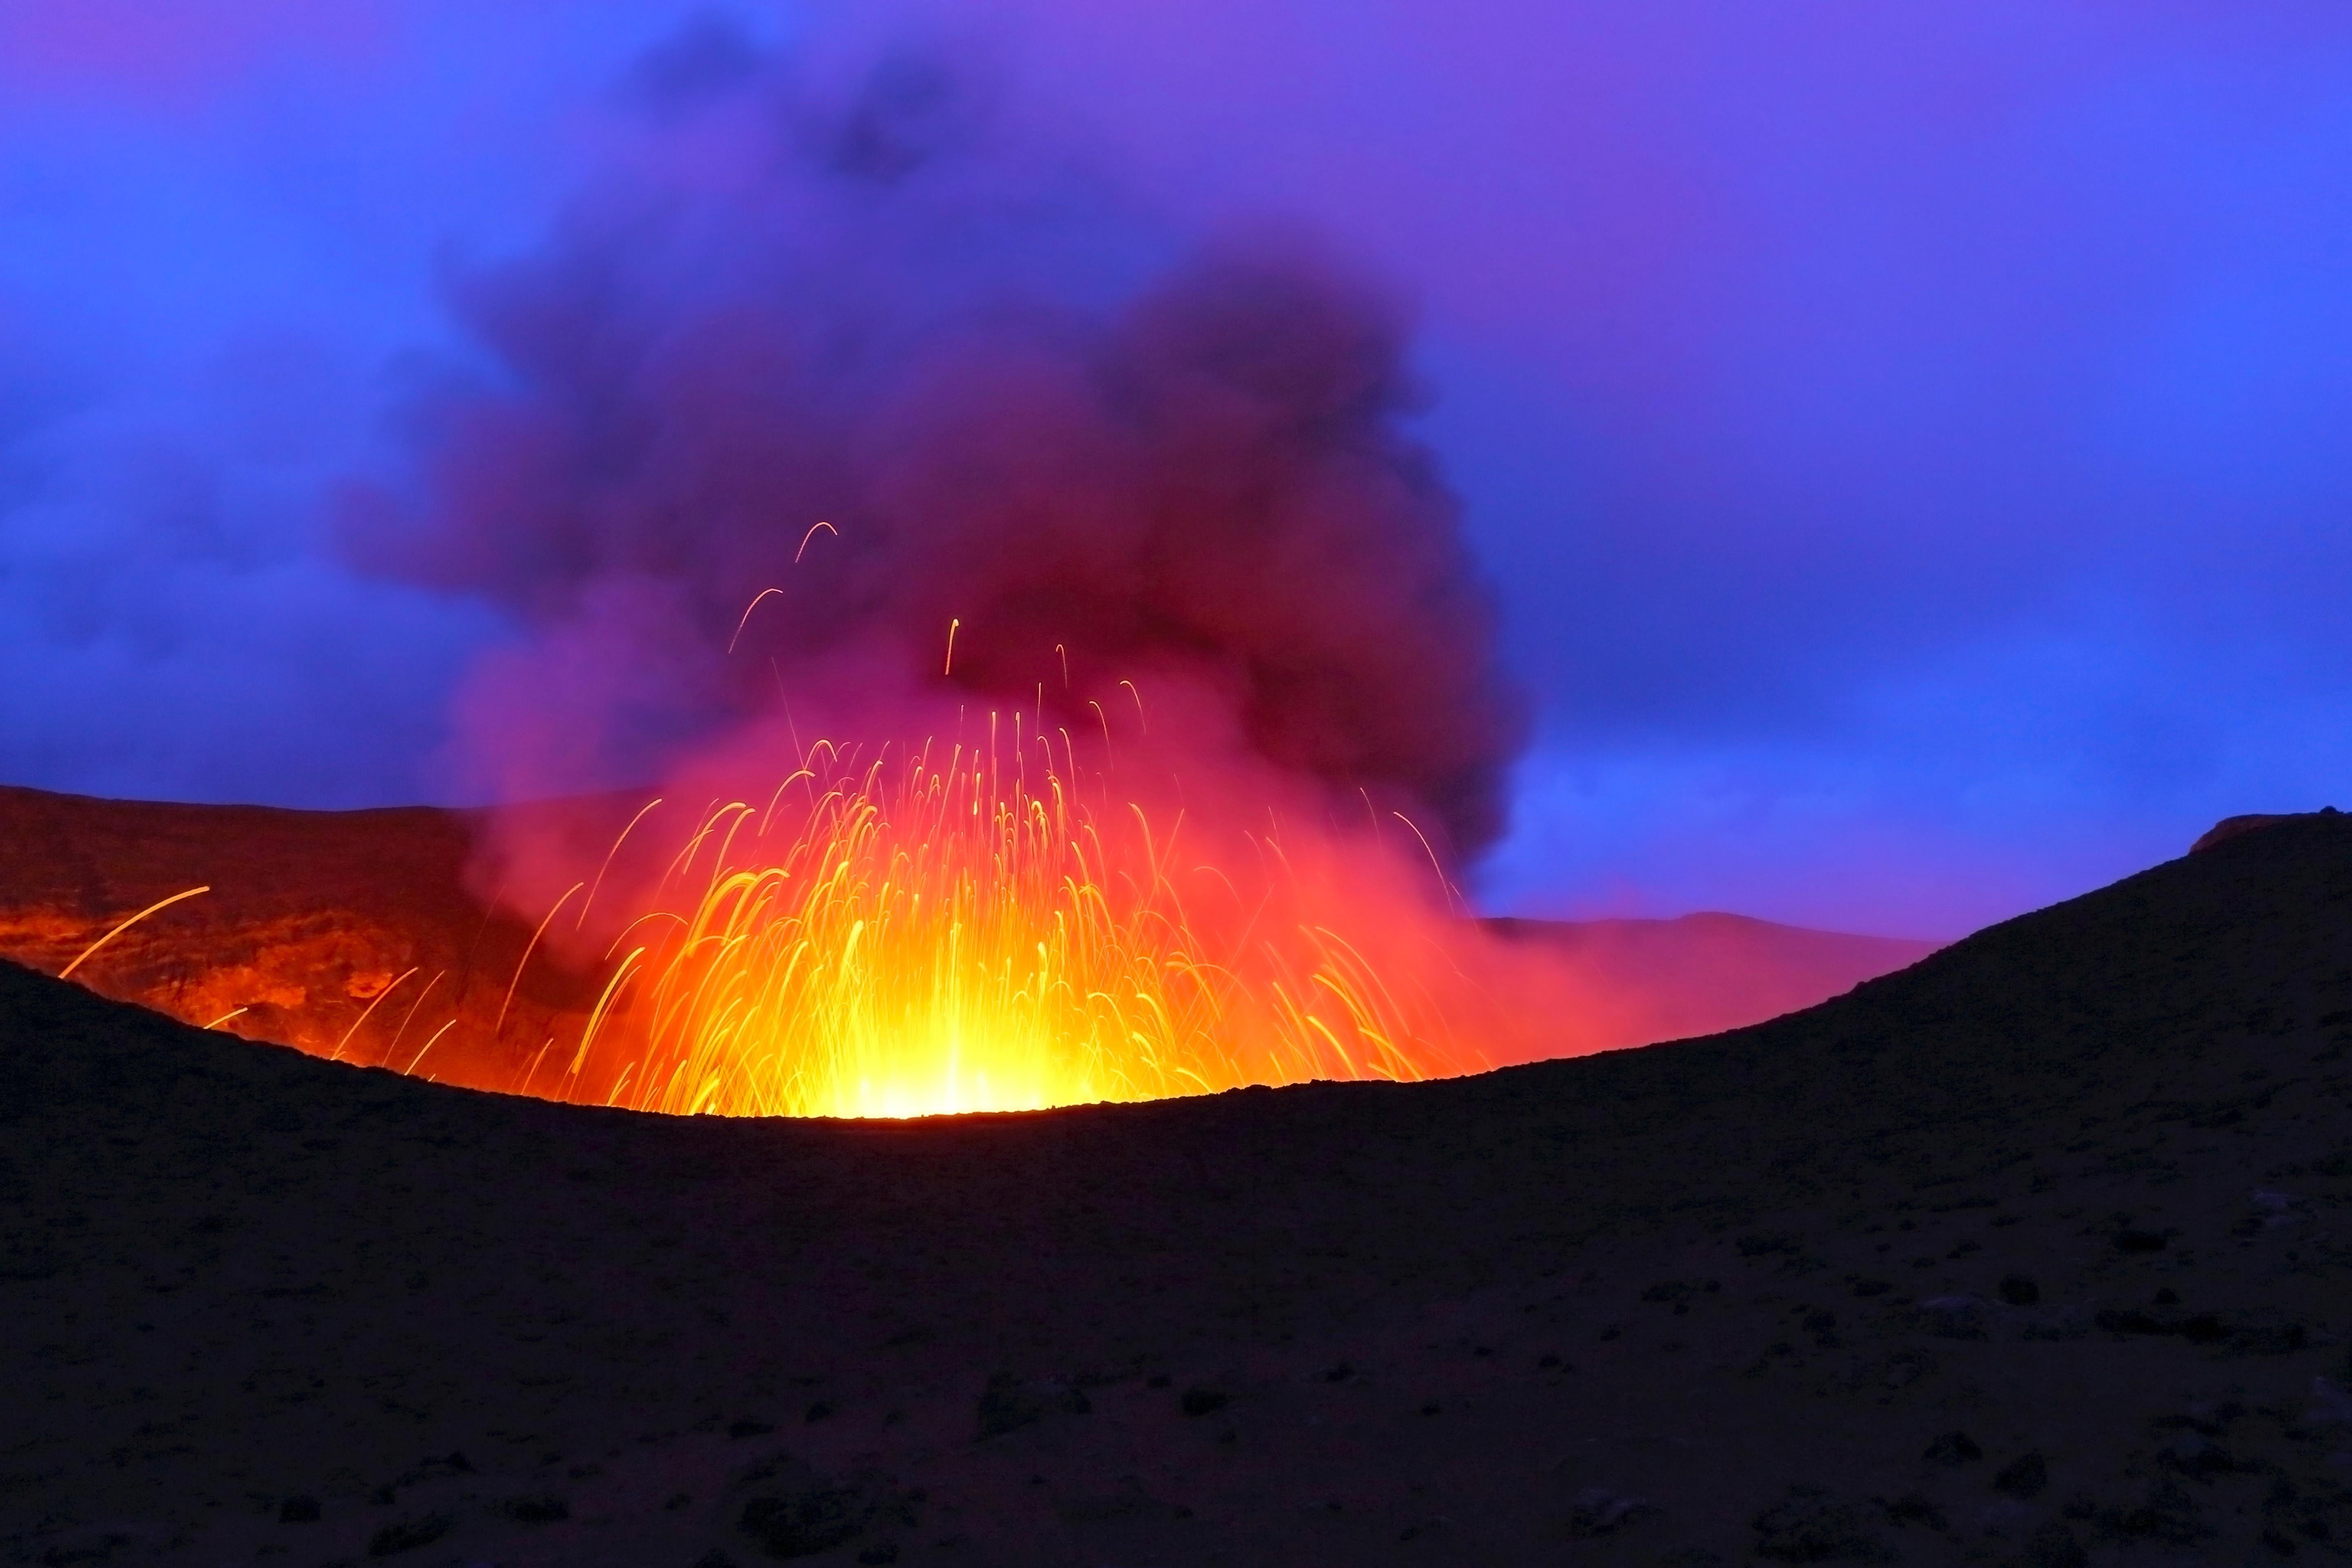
[341,43,1525,868]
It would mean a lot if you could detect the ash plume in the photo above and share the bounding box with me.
[343,31,1525,856]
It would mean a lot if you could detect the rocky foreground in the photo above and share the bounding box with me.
[3,817,2350,1565]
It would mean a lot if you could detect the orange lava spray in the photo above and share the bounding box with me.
[539,715,1486,1118]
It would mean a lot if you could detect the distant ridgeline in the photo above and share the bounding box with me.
[2193,807,2345,855]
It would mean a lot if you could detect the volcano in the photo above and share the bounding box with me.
[4,811,2348,1564]
[0,782,1937,1108]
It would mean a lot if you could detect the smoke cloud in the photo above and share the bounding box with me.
[342,36,1524,858]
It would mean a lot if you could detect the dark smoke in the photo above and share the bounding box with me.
[343,35,1525,855]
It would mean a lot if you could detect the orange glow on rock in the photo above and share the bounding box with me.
[523,719,1487,1118]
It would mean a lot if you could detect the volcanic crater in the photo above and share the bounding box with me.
[3,806,2350,1564]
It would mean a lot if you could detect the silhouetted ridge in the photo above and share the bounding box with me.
[1465,808,2352,1150]
[4,813,2349,1565]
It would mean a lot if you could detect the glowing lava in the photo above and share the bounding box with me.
[525,717,1483,1118]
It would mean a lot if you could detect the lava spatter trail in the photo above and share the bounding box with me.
[530,717,1486,1119]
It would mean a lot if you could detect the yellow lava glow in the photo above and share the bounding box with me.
[536,719,1474,1118]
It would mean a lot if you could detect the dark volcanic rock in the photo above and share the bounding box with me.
[976,1372,1089,1439]
[1992,1451,2049,1499]
[738,1487,874,1559]
[1878,1492,1945,1530]
[1923,1430,1983,1466]
[1178,1386,1229,1418]
[1563,1487,1652,1537]
[2019,1521,2088,1568]
[364,1513,450,1557]
[9,809,2352,1564]
[1751,1486,1896,1562]
[2190,812,2305,853]
[2109,1476,2209,1544]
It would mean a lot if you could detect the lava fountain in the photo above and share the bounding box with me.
[509,705,1490,1119]
[308,60,1559,1114]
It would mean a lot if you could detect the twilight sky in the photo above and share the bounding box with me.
[4,0,2349,938]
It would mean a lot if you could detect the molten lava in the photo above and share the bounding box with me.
[526,719,1482,1118]
[0,783,1944,1111]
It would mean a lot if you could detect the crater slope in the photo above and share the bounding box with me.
[3,815,2349,1564]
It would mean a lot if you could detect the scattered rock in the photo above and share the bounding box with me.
[1924,1431,1983,1466]
[804,1401,835,1423]
[1180,1386,1229,1418]
[2263,1472,2352,1548]
[1056,1479,1166,1525]
[25,1526,133,1564]
[278,1495,319,1523]
[2114,1229,2168,1254]
[1751,1486,1896,1563]
[1564,1487,1652,1537]
[976,1372,1088,1439]
[2107,1476,2207,1544]
[2156,1431,2234,1479]
[2017,1522,2087,1568]
[739,1487,874,1560]
[1976,1498,2037,1534]
[2310,1377,2352,1428]
[1878,1492,1946,1530]
[1919,1296,1989,1339]
[2093,1307,2229,1343]
[0,1243,64,1283]
[1880,1349,1935,1389]
[1998,1274,2039,1306]
[1992,1453,2047,1500]
[2232,1321,2310,1355]
[365,1513,450,1557]
[2176,1397,2245,1432]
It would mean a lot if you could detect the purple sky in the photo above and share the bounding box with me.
[4,0,2350,938]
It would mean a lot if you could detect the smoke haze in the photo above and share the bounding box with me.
[341,43,1523,858]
